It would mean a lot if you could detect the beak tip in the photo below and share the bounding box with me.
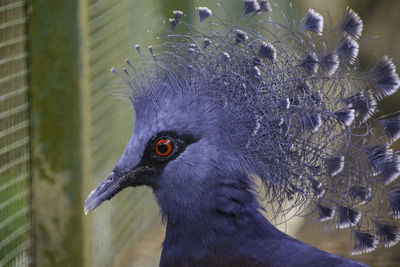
[84,191,94,215]
[84,189,105,214]
[84,170,137,215]
[84,189,98,215]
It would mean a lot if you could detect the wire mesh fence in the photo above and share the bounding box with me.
[84,0,160,266]
[0,1,31,266]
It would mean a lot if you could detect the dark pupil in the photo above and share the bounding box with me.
[157,142,169,154]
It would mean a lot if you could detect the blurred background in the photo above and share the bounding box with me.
[0,0,399,266]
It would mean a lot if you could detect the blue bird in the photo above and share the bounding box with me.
[85,1,400,266]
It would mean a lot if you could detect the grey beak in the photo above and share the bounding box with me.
[84,166,149,214]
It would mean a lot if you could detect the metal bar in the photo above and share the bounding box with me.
[0,154,29,174]
[0,206,29,229]
[28,0,84,265]
[0,103,28,120]
[0,136,29,155]
[0,1,25,13]
[0,120,28,139]
[0,86,27,102]
[0,18,27,30]
[0,70,28,85]
[0,240,30,266]
[0,52,27,66]
[0,173,28,193]
[0,190,28,210]
[0,36,26,49]
[0,223,30,250]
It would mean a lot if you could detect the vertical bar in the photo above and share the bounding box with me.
[27,0,84,266]
[78,0,92,266]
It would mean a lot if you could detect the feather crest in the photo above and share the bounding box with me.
[344,91,376,122]
[299,8,324,35]
[351,231,378,255]
[197,7,212,22]
[368,56,400,99]
[336,36,359,64]
[376,223,400,248]
[244,0,260,15]
[258,42,276,61]
[325,156,345,176]
[320,53,339,76]
[378,116,400,142]
[337,206,361,229]
[317,204,335,221]
[338,8,363,39]
[389,189,400,219]
[258,0,271,12]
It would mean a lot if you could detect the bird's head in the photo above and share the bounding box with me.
[84,66,251,215]
[83,12,329,218]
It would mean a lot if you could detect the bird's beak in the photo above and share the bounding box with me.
[84,165,150,215]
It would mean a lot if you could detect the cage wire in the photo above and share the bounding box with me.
[85,0,160,266]
[0,0,31,266]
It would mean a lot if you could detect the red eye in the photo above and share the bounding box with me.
[155,138,173,157]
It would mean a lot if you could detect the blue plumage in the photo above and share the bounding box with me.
[84,1,400,266]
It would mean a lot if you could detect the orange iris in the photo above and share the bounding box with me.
[155,138,173,157]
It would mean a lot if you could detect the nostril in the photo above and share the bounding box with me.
[107,172,117,183]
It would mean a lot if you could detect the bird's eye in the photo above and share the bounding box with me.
[154,138,173,157]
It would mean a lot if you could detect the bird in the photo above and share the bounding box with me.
[84,0,400,266]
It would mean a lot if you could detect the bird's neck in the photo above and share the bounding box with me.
[156,172,283,260]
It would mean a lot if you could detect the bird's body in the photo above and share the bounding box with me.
[85,1,400,266]
[159,171,366,267]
